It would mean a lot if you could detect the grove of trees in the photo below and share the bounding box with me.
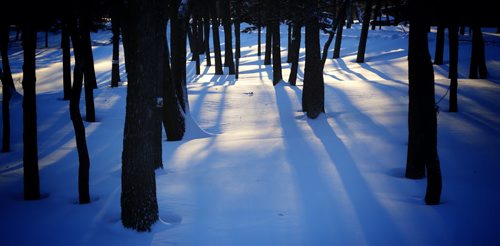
[0,0,497,231]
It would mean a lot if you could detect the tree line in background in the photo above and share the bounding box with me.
[0,0,498,232]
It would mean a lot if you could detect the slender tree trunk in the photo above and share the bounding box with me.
[459,25,465,35]
[288,1,302,86]
[69,17,91,204]
[264,26,272,65]
[78,15,96,122]
[271,0,282,85]
[258,2,262,57]
[406,0,441,205]
[235,1,241,59]
[302,0,324,119]
[321,0,347,67]
[433,25,445,65]
[120,0,162,232]
[371,0,381,30]
[79,16,97,90]
[287,22,292,63]
[111,7,121,87]
[345,0,353,28]
[61,20,72,99]
[356,0,373,63]
[264,0,272,65]
[210,1,223,74]
[193,16,201,75]
[203,14,211,66]
[448,25,458,112]
[22,23,40,200]
[222,0,235,74]
[333,7,346,59]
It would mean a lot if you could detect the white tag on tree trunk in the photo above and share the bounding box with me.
[156,97,164,108]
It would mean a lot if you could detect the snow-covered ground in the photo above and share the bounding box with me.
[1,24,499,245]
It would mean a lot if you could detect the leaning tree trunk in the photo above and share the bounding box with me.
[120,0,163,232]
[222,0,235,74]
[111,7,121,87]
[356,0,373,63]
[321,0,347,67]
[302,0,325,119]
[270,0,282,85]
[69,17,91,204]
[433,25,445,65]
[448,25,459,112]
[22,23,40,200]
[406,0,441,205]
[171,3,190,112]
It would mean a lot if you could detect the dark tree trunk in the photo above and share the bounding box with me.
[203,14,211,66]
[210,1,223,74]
[79,15,97,90]
[288,0,302,86]
[371,0,381,30]
[321,0,347,67]
[69,17,91,204]
[78,15,96,122]
[111,6,121,88]
[170,0,191,112]
[0,24,16,91]
[356,0,373,63]
[448,25,459,112]
[22,23,40,200]
[469,26,487,79]
[222,0,235,74]
[264,0,272,65]
[332,9,346,59]
[1,67,11,152]
[197,14,204,55]
[270,0,282,85]
[1,24,13,152]
[163,19,185,141]
[193,16,201,75]
[406,0,441,205]
[258,2,262,57]
[433,25,445,65]
[287,22,292,63]
[120,0,162,232]
[234,0,241,59]
[345,0,353,29]
[61,20,72,99]
[187,24,195,59]
[302,0,324,119]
